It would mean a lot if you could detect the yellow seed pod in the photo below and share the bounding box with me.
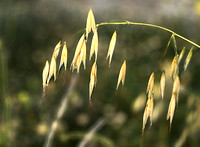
[53,41,61,60]
[146,72,154,94]
[160,72,165,99]
[167,94,176,130]
[42,60,49,93]
[184,47,193,71]
[106,31,117,67]
[47,56,57,84]
[71,34,86,72]
[172,75,180,104]
[170,55,179,79]
[89,61,97,102]
[86,9,96,40]
[116,60,126,90]
[178,47,186,64]
[59,42,68,71]
[90,31,98,61]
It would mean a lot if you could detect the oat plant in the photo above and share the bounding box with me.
[42,9,200,146]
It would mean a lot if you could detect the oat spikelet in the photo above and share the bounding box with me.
[47,56,57,84]
[42,60,49,93]
[170,55,179,79]
[71,34,86,72]
[178,47,186,64]
[160,72,165,99]
[106,31,117,67]
[167,94,176,130]
[59,41,68,71]
[90,31,98,61]
[142,94,154,133]
[116,60,126,90]
[146,72,154,94]
[89,61,97,103]
[184,47,193,71]
[172,75,180,105]
[53,41,61,59]
[86,9,96,40]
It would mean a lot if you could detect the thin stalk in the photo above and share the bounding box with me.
[96,21,200,49]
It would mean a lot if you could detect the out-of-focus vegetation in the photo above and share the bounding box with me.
[1,0,200,146]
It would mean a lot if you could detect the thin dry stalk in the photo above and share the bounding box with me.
[77,118,106,147]
[44,75,78,147]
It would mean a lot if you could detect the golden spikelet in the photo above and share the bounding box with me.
[42,60,49,93]
[172,75,180,104]
[167,94,176,130]
[47,56,57,84]
[106,31,117,67]
[142,94,154,133]
[89,61,97,102]
[116,60,126,90]
[184,47,193,71]
[178,47,186,64]
[71,34,86,72]
[53,41,61,59]
[86,9,96,40]
[146,72,154,94]
[160,72,165,99]
[90,31,98,61]
[59,41,68,71]
[170,55,179,79]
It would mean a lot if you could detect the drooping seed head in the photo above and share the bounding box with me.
[172,75,180,104]
[160,72,165,99]
[47,56,57,84]
[146,72,154,94]
[42,60,49,93]
[71,34,86,72]
[184,47,193,71]
[86,9,96,40]
[170,55,179,79]
[53,41,61,60]
[167,94,176,130]
[178,47,186,64]
[59,42,68,71]
[89,61,97,102]
[116,60,126,90]
[106,31,117,67]
[90,31,98,61]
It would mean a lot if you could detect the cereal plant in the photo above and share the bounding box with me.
[42,9,200,147]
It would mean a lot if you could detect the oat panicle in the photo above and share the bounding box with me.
[184,47,193,71]
[146,72,154,94]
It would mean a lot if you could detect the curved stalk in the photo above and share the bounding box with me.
[96,21,200,49]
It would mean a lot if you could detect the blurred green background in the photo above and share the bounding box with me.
[1,0,200,146]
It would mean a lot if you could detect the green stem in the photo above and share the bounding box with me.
[96,21,200,49]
